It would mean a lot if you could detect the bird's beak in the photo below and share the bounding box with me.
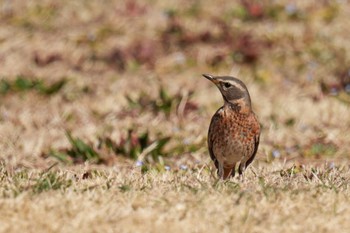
[202,74,219,85]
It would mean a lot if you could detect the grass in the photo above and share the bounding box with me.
[0,163,350,232]
[1,0,350,232]
[0,76,66,95]
[48,131,102,164]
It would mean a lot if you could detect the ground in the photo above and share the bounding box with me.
[1,164,350,232]
[0,1,350,232]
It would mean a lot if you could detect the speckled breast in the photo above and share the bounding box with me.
[209,108,257,166]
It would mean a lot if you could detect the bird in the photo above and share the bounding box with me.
[203,74,260,180]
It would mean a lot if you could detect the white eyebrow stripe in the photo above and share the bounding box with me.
[225,80,246,92]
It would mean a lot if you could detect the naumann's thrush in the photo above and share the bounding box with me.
[203,74,260,179]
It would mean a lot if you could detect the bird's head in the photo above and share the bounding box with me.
[202,74,252,113]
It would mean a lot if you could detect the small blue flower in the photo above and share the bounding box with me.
[306,73,313,82]
[330,87,339,96]
[272,150,281,158]
[179,164,188,170]
[135,160,143,167]
[165,165,171,171]
[285,3,297,15]
[183,138,191,145]
[345,84,350,93]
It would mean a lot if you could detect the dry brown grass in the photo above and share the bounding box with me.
[1,163,350,233]
[1,0,350,232]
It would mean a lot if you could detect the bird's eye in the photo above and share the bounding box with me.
[223,82,232,88]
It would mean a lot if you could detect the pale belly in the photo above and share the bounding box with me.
[212,132,251,165]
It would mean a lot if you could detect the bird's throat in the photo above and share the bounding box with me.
[225,99,251,115]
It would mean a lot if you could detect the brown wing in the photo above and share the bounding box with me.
[207,108,223,170]
[245,117,260,168]
[245,133,260,168]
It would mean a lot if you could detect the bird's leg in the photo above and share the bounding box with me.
[239,172,245,182]
[219,162,233,180]
[230,163,236,178]
[218,162,224,179]
[238,163,246,181]
[238,162,246,175]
